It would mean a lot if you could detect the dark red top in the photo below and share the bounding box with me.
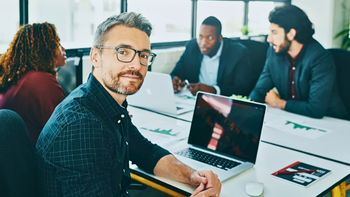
[285,48,303,100]
[0,70,65,145]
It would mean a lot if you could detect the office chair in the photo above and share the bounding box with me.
[328,48,350,118]
[0,109,37,197]
[237,39,269,92]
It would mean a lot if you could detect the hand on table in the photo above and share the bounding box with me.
[173,76,184,93]
[265,89,286,110]
[190,170,221,197]
[188,83,216,96]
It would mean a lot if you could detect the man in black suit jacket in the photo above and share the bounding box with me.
[171,16,253,97]
[249,5,349,120]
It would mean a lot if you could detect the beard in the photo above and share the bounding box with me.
[103,69,144,95]
[275,36,291,56]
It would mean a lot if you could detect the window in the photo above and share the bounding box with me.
[248,1,285,36]
[0,0,19,54]
[28,0,121,47]
[5,0,290,50]
[197,1,245,38]
[128,0,192,43]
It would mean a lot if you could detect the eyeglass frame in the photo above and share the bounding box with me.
[95,46,157,67]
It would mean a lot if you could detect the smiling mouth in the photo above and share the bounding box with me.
[201,47,209,52]
[272,45,278,50]
[121,75,140,80]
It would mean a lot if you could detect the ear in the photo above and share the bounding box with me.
[219,35,223,42]
[286,28,296,41]
[90,46,101,68]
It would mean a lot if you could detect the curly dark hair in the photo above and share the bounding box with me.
[269,4,315,44]
[0,22,60,93]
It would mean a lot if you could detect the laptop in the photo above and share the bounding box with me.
[127,71,194,115]
[170,91,266,182]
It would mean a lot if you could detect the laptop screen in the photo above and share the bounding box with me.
[188,92,266,163]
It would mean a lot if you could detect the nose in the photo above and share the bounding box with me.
[128,54,143,70]
[267,34,272,44]
[198,38,208,46]
[61,45,66,51]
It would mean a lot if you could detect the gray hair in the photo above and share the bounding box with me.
[93,12,152,47]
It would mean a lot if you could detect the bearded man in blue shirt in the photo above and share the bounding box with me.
[36,12,221,197]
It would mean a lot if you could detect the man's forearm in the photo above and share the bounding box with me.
[265,90,286,109]
[199,84,216,94]
[277,99,287,110]
[153,154,195,186]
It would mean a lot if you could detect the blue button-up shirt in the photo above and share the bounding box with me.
[36,73,170,197]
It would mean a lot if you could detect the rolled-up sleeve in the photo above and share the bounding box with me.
[128,123,171,174]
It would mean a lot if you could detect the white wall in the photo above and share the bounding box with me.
[332,0,347,48]
[151,47,185,74]
[293,0,349,48]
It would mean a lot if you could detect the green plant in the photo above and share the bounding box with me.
[334,3,350,50]
[230,94,251,101]
[240,25,249,36]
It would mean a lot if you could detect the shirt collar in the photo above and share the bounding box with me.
[204,39,224,60]
[285,45,304,66]
[86,73,127,118]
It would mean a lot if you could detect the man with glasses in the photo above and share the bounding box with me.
[171,16,253,97]
[36,12,221,197]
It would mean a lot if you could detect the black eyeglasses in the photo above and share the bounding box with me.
[96,46,157,67]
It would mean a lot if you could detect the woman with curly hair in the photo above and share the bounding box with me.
[0,22,66,145]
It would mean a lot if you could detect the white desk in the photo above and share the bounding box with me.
[128,106,350,197]
[128,87,195,122]
[129,105,193,123]
[131,102,350,165]
[131,142,350,197]
[261,106,350,165]
[128,105,191,131]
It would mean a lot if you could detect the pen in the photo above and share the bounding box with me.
[181,79,190,87]
[276,169,318,175]
[184,79,189,85]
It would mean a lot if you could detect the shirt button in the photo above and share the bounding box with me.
[292,67,295,70]
[292,95,295,98]
[121,114,125,118]
[123,169,125,173]
[292,81,294,84]
[126,141,128,145]
[118,120,121,123]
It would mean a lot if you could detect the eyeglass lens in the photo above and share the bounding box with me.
[117,47,154,66]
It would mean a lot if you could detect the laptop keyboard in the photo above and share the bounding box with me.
[175,147,240,171]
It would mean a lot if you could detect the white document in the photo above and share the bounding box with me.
[174,87,196,106]
[138,120,189,147]
[265,118,333,139]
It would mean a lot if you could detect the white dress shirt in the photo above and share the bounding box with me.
[198,40,224,95]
